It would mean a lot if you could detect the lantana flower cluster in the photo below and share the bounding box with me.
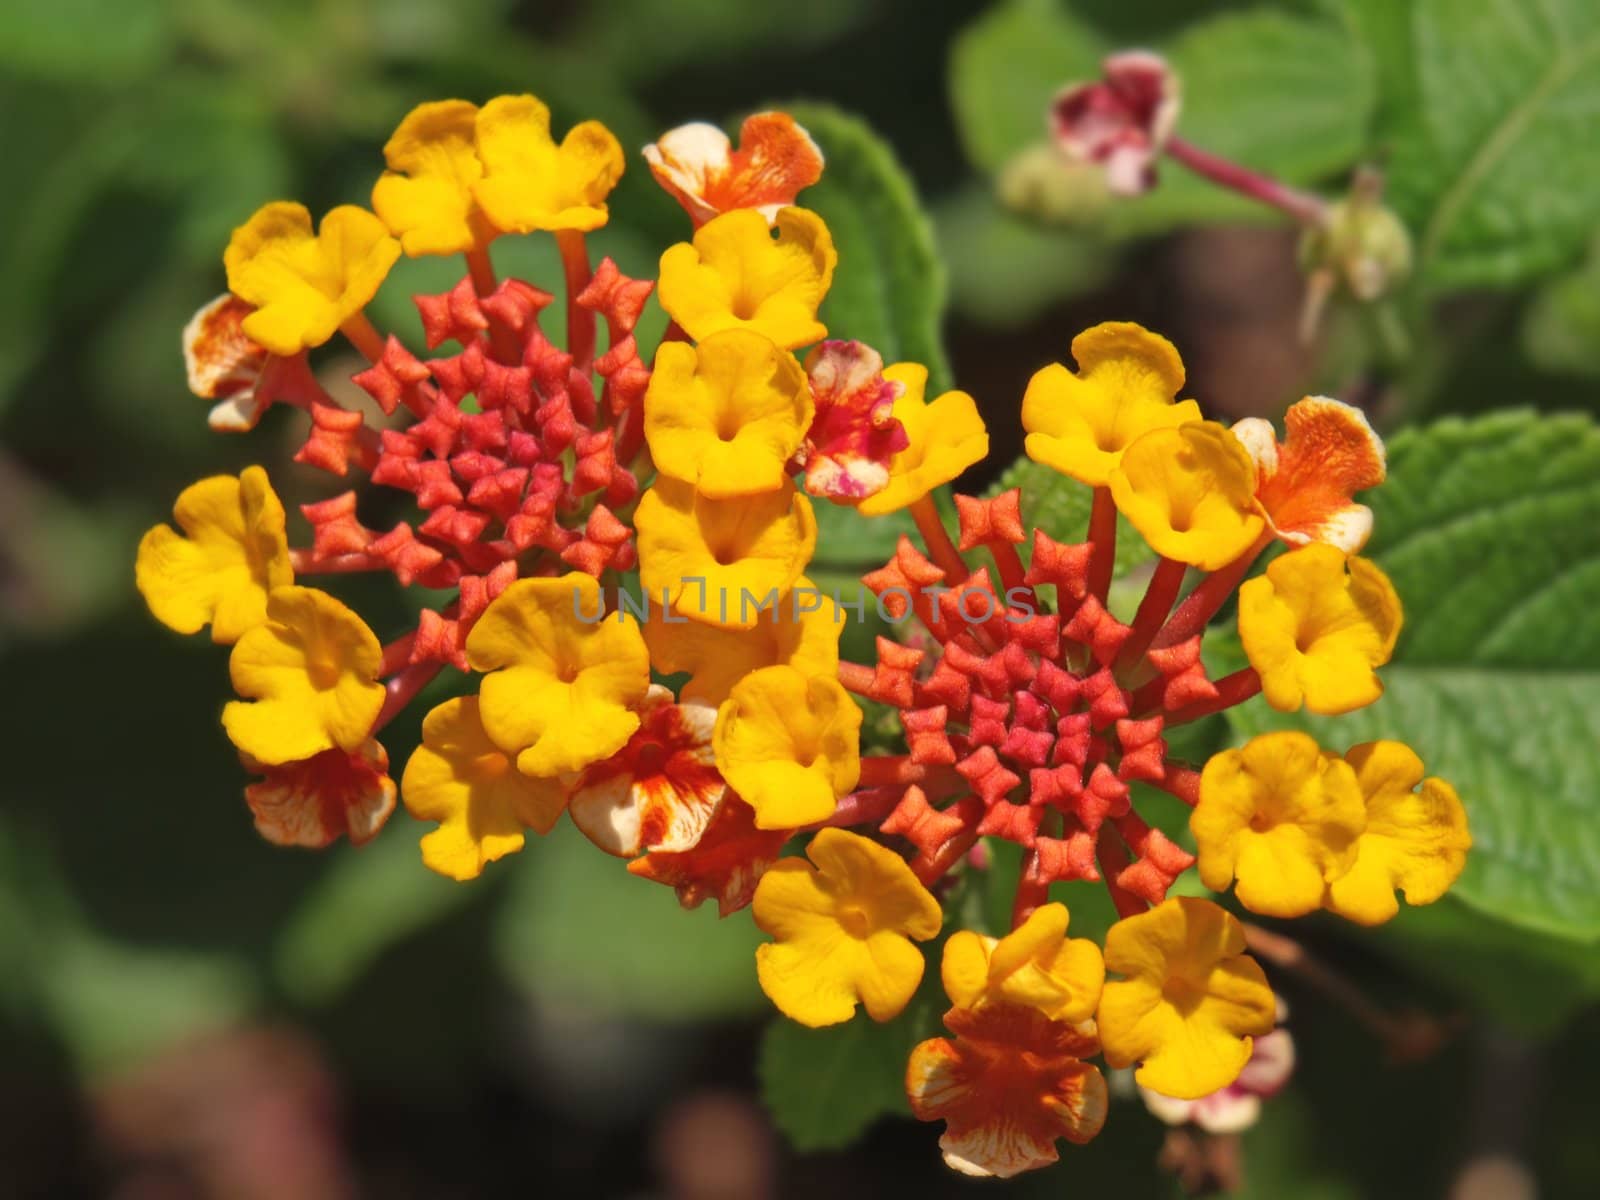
[138,97,1469,1180]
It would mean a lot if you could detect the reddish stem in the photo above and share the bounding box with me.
[910,493,968,585]
[1087,487,1117,604]
[371,661,443,733]
[556,230,596,372]
[289,549,382,574]
[1095,831,1149,920]
[1165,136,1330,227]
[988,540,1028,600]
[1119,556,1189,670]
[1164,667,1262,726]
[802,787,904,832]
[379,633,419,678]
[1152,766,1201,807]
[913,828,981,887]
[1152,533,1271,651]
[857,755,929,788]
[836,660,877,697]
[1011,869,1051,929]
[339,312,387,363]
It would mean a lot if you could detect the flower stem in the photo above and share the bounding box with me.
[1095,832,1149,920]
[289,549,382,575]
[556,230,596,373]
[1165,136,1330,227]
[371,660,442,734]
[1118,556,1188,669]
[1087,486,1117,604]
[465,244,497,295]
[910,493,968,584]
[1151,533,1270,650]
[339,312,387,362]
[1164,667,1261,726]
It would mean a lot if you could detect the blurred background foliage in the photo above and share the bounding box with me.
[3,0,1599,1196]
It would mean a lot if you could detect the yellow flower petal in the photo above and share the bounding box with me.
[855,363,989,516]
[1109,421,1266,569]
[939,903,1105,1023]
[713,665,861,829]
[644,329,814,498]
[224,202,399,355]
[1238,543,1402,715]
[222,586,385,765]
[1022,322,1201,487]
[641,576,843,704]
[657,207,836,349]
[471,94,623,234]
[635,477,817,629]
[371,99,494,257]
[400,696,569,881]
[1326,741,1471,925]
[1097,897,1275,1100]
[753,828,940,1025]
[136,466,292,643]
[1193,731,1366,918]
[464,573,651,776]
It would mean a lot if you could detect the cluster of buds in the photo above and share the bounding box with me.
[138,94,1467,1182]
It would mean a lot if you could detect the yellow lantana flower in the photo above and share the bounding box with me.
[1192,731,1366,918]
[635,477,817,629]
[1326,741,1470,926]
[713,665,861,829]
[1110,421,1266,569]
[1097,896,1276,1100]
[400,696,569,881]
[224,202,400,356]
[644,329,814,498]
[1021,322,1201,487]
[753,827,941,1026]
[464,573,651,777]
[136,466,292,644]
[856,363,989,516]
[641,577,843,704]
[657,207,836,349]
[371,99,495,257]
[471,94,623,234]
[1238,543,1402,715]
[222,586,386,765]
[941,903,1104,1023]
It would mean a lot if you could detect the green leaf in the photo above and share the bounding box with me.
[758,1015,915,1151]
[758,940,947,1151]
[779,103,953,393]
[1522,240,1600,378]
[810,501,918,569]
[1384,0,1600,287]
[494,822,765,1022]
[0,0,172,83]
[1229,411,1600,942]
[273,828,482,1006]
[934,184,1113,326]
[948,0,1104,174]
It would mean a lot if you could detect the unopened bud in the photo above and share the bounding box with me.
[1299,170,1413,302]
[998,143,1112,225]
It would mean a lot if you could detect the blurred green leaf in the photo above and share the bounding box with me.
[950,3,1376,237]
[810,501,917,570]
[1108,8,1377,235]
[0,0,172,83]
[1522,239,1600,378]
[1230,411,1600,942]
[1382,0,1600,287]
[947,0,1104,174]
[758,1014,915,1151]
[274,827,481,1006]
[494,822,764,1022]
[934,184,1113,326]
[782,103,953,394]
[758,934,948,1151]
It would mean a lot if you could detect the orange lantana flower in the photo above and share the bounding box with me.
[644,112,823,227]
[907,1004,1108,1178]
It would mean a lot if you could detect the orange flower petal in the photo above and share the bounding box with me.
[644,111,823,227]
[627,793,788,916]
[1232,396,1385,553]
[568,685,727,856]
[242,739,396,849]
[907,1004,1107,1178]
